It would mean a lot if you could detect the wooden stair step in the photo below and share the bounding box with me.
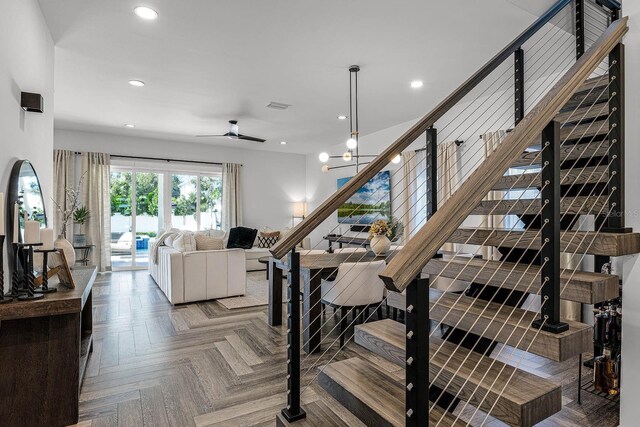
[555,100,609,124]
[562,79,610,111]
[354,319,562,426]
[511,140,609,168]
[560,119,609,141]
[575,75,609,94]
[317,357,465,427]
[492,165,608,190]
[448,228,640,257]
[424,257,619,304]
[429,288,592,361]
[471,196,607,216]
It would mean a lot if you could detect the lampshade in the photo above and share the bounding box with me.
[293,202,307,218]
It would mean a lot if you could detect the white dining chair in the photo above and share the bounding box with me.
[320,260,386,346]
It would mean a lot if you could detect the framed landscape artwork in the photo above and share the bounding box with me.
[337,170,391,224]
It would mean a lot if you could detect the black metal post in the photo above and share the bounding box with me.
[514,48,525,125]
[405,277,429,426]
[281,248,306,422]
[575,0,585,59]
[426,127,438,220]
[604,42,627,233]
[18,244,43,301]
[533,121,569,333]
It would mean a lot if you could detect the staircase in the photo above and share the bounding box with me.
[311,74,633,426]
[272,1,631,426]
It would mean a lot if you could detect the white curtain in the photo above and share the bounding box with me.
[401,151,427,241]
[481,131,507,260]
[222,163,242,230]
[53,149,76,238]
[81,152,111,272]
[438,141,459,252]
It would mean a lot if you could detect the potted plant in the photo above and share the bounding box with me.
[369,219,392,256]
[73,206,90,246]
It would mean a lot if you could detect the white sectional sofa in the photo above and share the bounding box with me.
[149,245,246,304]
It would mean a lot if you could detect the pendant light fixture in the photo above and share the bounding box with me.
[319,66,377,173]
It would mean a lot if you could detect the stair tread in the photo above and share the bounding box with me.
[492,165,608,190]
[429,288,592,361]
[512,141,609,168]
[424,257,619,304]
[576,75,609,94]
[355,320,562,426]
[318,357,464,427]
[556,100,609,124]
[560,119,609,141]
[471,195,607,216]
[448,228,640,257]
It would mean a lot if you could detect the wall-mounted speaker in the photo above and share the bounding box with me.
[20,92,44,113]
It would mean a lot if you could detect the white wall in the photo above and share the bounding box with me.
[54,129,307,232]
[620,3,640,425]
[0,0,54,287]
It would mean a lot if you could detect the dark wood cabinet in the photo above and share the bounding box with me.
[0,266,96,427]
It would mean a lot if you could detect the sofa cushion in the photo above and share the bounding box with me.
[227,227,258,249]
[195,234,225,251]
[244,247,271,260]
[172,231,197,252]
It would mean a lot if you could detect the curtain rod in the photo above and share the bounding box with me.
[73,152,241,167]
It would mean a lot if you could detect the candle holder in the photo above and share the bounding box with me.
[0,235,13,304]
[5,243,24,298]
[34,248,58,294]
[17,243,44,301]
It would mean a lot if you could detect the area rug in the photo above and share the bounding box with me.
[217,272,278,309]
[217,294,268,309]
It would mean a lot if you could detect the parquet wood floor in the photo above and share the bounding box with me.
[73,271,619,427]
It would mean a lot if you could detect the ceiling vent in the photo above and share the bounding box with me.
[266,101,291,110]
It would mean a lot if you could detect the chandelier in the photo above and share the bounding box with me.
[319,65,401,173]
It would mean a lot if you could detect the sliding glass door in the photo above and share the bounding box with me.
[110,163,222,270]
[110,169,162,270]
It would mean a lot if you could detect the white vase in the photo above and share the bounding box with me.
[370,235,391,256]
[55,235,76,267]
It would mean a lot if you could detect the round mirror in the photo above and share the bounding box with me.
[6,160,47,277]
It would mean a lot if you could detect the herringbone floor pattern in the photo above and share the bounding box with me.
[73,271,618,427]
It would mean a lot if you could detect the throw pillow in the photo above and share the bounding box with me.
[227,227,258,249]
[257,230,280,248]
[195,234,225,251]
[172,231,197,252]
[258,235,279,248]
[165,234,176,247]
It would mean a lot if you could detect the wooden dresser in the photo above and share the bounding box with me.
[0,266,96,427]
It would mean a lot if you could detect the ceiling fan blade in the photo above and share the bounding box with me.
[237,134,266,143]
[195,132,237,138]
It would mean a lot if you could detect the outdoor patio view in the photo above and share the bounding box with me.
[110,169,222,269]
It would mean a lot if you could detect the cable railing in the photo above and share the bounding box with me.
[274,0,628,425]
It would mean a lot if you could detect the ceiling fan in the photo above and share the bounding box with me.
[196,120,266,143]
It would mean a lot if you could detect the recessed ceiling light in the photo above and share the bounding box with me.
[124,124,135,128]
[337,115,348,120]
[410,80,424,89]
[134,6,158,20]
[129,80,145,87]
[280,141,287,145]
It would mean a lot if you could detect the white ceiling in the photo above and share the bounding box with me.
[38,0,554,154]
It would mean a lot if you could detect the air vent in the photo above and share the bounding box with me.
[266,101,291,110]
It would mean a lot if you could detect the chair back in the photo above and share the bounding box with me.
[322,260,386,307]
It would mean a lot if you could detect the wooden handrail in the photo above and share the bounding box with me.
[379,17,628,292]
[270,0,572,260]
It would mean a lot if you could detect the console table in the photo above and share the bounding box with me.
[0,266,96,427]
[323,234,370,252]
